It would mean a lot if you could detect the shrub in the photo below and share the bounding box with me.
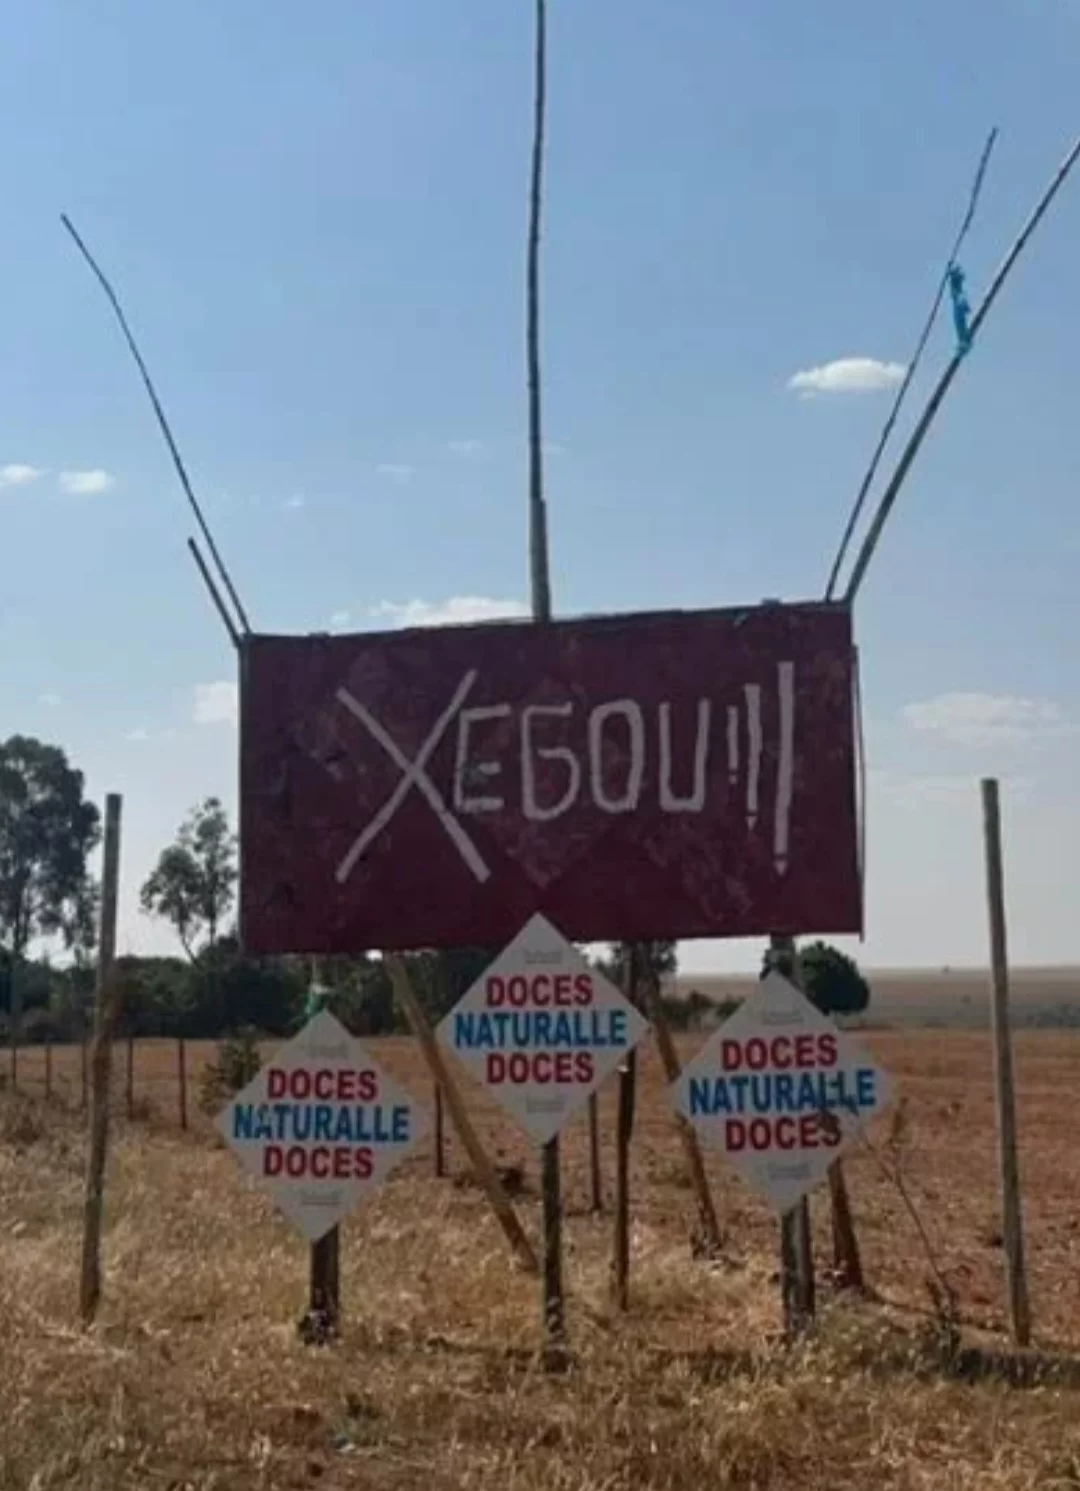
[198,1027,262,1115]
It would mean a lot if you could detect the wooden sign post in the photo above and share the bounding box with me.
[436,915,648,1359]
[981,777,1031,1347]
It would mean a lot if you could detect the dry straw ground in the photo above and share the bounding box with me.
[3,1028,1080,1489]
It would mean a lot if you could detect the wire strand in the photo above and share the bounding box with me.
[823,128,998,601]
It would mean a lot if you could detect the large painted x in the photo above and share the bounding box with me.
[334,669,491,885]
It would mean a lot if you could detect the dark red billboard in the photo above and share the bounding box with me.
[239,602,861,954]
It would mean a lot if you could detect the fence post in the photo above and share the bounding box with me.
[177,1037,188,1131]
[45,1035,53,1101]
[80,1035,88,1111]
[611,946,639,1311]
[79,792,123,1326]
[125,1035,135,1120]
[981,777,1031,1347]
[587,1092,602,1213]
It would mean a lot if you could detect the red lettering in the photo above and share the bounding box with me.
[285,1147,307,1177]
[817,1033,838,1069]
[487,1051,595,1084]
[267,1069,286,1099]
[354,1147,374,1179]
[745,1039,768,1072]
[507,976,529,1007]
[333,1147,352,1180]
[486,976,506,1007]
[725,1118,746,1151]
[792,1035,814,1068]
[574,1052,594,1083]
[314,1069,334,1100]
[310,1146,330,1178]
[573,973,593,1006]
[552,1052,573,1083]
[775,1116,797,1149]
[264,1145,283,1176]
[771,1036,793,1069]
[797,1114,820,1148]
[748,1118,771,1149]
[721,1039,743,1072]
[532,974,552,1005]
[356,1069,378,1102]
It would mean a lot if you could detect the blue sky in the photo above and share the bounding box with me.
[2,0,1078,972]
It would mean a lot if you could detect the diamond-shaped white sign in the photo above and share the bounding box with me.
[437,913,649,1145]
[672,971,893,1213]
[217,1010,428,1241]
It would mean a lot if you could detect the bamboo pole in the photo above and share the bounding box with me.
[385,953,538,1274]
[639,973,724,1257]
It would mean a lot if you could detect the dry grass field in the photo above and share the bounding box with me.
[3,1021,1080,1489]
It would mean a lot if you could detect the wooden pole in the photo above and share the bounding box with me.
[9,956,19,1090]
[385,953,538,1273]
[611,947,639,1311]
[45,1035,53,1101]
[299,1227,341,1344]
[80,1035,88,1111]
[639,973,724,1257]
[79,792,122,1326]
[769,934,815,1335]
[177,1036,188,1130]
[125,1034,135,1120]
[827,1161,864,1291]
[587,1092,602,1213]
[981,778,1031,1347]
[434,1083,446,1178]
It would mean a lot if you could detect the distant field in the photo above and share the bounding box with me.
[675,966,1080,1029]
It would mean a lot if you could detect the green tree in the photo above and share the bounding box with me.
[0,736,101,1034]
[140,797,237,960]
[763,940,870,1017]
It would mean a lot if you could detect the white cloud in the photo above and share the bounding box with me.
[377,464,416,484]
[370,596,529,629]
[59,469,114,495]
[788,357,906,397]
[329,609,351,629]
[447,439,490,460]
[194,680,238,728]
[38,692,61,708]
[902,692,1067,746]
[126,725,177,743]
[0,464,43,488]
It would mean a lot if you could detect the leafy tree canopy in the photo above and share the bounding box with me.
[0,735,100,962]
[141,797,237,960]
[761,940,871,1017]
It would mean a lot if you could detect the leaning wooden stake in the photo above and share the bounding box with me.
[79,792,123,1326]
[434,1084,446,1178]
[981,778,1031,1347]
[827,1161,864,1291]
[639,973,724,1258]
[385,953,538,1274]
